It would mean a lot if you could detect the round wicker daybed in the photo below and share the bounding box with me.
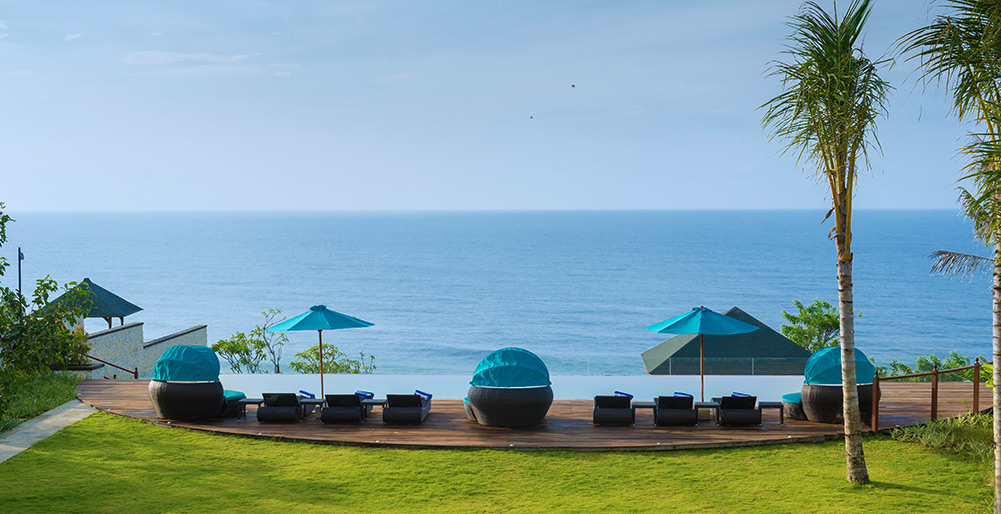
[147,345,242,421]
[799,347,879,425]
[466,347,553,428]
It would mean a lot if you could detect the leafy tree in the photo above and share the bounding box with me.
[0,203,91,417]
[211,331,265,374]
[288,344,375,374]
[211,309,289,374]
[900,1,1001,507]
[762,0,890,483]
[780,299,840,352]
[251,309,287,374]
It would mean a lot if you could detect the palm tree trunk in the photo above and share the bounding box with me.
[837,214,869,484]
[993,244,1001,513]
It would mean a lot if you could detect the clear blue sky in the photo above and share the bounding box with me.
[0,0,972,211]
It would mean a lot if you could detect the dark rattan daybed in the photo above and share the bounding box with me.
[466,347,553,428]
[147,345,244,421]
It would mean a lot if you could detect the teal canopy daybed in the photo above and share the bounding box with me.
[797,347,880,424]
[148,345,244,420]
[466,348,553,427]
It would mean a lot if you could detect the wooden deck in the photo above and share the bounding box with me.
[77,380,991,451]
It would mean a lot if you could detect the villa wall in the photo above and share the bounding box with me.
[139,325,208,378]
[86,323,145,377]
[86,323,208,379]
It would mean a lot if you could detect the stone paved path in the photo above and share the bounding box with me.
[0,399,95,464]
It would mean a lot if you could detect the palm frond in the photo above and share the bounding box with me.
[928,249,994,279]
[762,0,891,216]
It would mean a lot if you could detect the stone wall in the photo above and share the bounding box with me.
[140,325,208,378]
[86,323,144,378]
[86,323,208,379]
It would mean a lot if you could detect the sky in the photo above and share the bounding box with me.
[0,0,977,211]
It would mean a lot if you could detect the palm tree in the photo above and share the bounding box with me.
[901,2,1001,508]
[762,0,890,484]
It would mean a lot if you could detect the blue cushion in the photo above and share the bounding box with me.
[732,391,750,397]
[298,390,315,399]
[355,390,375,399]
[223,390,246,402]
[674,392,693,397]
[614,391,634,398]
[415,389,432,400]
[782,392,802,404]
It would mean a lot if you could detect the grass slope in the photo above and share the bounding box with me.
[0,413,991,513]
[0,372,81,433]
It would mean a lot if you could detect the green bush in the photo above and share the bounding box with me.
[288,344,375,374]
[0,371,81,433]
[875,351,989,382]
[0,202,91,422]
[890,412,992,462]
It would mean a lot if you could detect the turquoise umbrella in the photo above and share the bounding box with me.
[646,306,760,401]
[266,304,373,397]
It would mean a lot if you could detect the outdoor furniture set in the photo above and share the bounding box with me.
[593,392,780,427]
[250,390,433,424]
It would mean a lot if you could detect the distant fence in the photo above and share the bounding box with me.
[654,357,807,376]
[871,358,989,432]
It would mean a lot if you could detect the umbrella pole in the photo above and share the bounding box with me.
[318,330,324,398]
[700,334,704,402]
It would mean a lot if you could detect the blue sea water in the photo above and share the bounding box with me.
[1,210,992,375]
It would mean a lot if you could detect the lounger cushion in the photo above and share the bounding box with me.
[720,395,756,410]
[595,395,632,409]
[657,396,694,409]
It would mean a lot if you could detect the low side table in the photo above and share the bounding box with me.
[759,401,784,424]
[238,398,264,420]
[300,398,326,418]
[632,401,656,410]
[694,401,720,424]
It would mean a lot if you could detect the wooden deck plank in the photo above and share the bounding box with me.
[75,380,992,451]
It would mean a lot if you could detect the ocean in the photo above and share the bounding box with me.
[2,210,991,375]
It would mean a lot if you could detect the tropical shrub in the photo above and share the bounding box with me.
[288,344,375,374]
[211,309,288,373]
[874,351,989,383]
[0,202,92,419]
[891,412,992,462]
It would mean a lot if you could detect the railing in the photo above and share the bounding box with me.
[85,354,138,379]
[871,358,987,432]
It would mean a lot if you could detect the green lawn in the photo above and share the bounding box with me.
[0,372,81,433]
[0,413,991,513]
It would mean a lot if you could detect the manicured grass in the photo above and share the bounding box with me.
[0,413,991,513]
[0,372,81,433]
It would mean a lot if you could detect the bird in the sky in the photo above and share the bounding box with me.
[571,84,575,88]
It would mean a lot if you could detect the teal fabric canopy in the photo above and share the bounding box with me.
[804,347,876,385]
[470,348,551,388]
[152,345,220,382]
[646,306,760,336]
[267,304,373,332]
